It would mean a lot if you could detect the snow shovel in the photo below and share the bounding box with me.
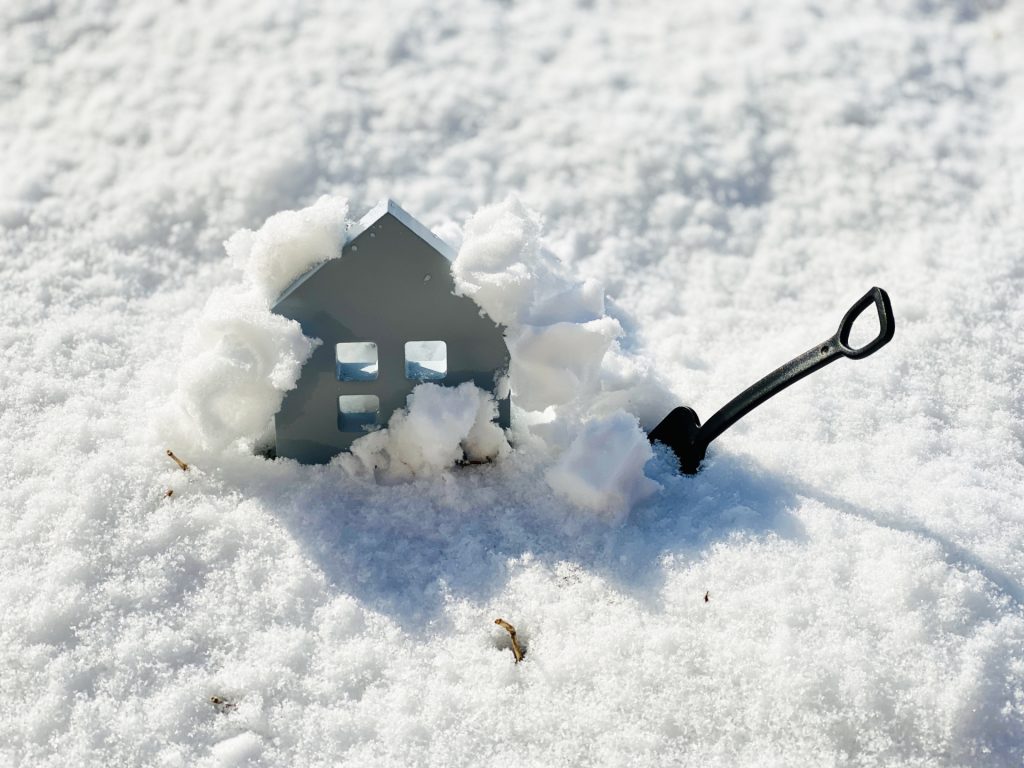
[648,287,895,474]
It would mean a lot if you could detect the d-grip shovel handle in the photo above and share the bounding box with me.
[649,287,895,474]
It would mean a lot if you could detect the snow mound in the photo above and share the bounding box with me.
[160,195,353,455]
[454,197,621,414]
[162,194,669,517]
[341,382,510,479]
[507,316,623,411]
[452,196,674,508]
[451,194,547,326]
[454,195,674,423]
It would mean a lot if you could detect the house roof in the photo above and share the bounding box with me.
[273,199,456,308]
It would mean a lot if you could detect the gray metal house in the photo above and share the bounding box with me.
[271,200,511,464]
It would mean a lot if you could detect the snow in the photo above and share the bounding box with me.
[226,195,350,303]
[546,412,660,521]
[455,197,636,415]
[208,731,264,767]
[159,288,318,455]
[3,0,1024,766]
[453,194,674,433]
[342,381,510,479]
[452,195,547,327]
[163,190,662,503]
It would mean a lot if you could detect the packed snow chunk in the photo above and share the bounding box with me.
[525,277,606,325]
[344,382,509,479]
[164,290,319,452]
[546,411,660,521]
[453,195,605,328]
[453,194,671,425]
[225,195,350,302]
[508,317,622,411]
[207,731,263,767]
[591,342,679,431]
[452,194,548,326]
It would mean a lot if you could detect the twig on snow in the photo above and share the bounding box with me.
[494,618,525,663]
[210,696,237,714]
[166,449,189,472]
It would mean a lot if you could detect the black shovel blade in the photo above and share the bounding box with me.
[647,406,704,475]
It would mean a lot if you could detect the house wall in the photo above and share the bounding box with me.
[272,211,510,464]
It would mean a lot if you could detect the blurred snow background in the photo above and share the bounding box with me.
[2,0,1024,765]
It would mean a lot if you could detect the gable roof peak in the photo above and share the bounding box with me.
[272,199,457,309]
[350,198,456,261]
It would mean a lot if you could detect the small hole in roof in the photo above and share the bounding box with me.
[405,341,446,380]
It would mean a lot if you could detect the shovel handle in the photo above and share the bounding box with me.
[837,286,896,359]
[650,287,895,473]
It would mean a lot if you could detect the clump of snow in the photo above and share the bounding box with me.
[451,195,546,326]
[507,316,624,411]
[342,382,510,479]
[453,195,673,506]
[546,411,660,521]
[161,289,319,454]
[225,195,350,303]
[454,196,673,423]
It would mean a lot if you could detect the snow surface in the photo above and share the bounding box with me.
[3,0,1024,766]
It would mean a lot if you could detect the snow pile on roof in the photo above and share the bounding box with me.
[225,195,350,302]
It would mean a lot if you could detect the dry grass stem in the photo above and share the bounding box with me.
[166,449,189,472]
[494,618,525,663]
[210,696,237,714]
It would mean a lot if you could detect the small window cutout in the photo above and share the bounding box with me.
[338,395,380,433]
[336,342,378,381]
[405,340,447,380]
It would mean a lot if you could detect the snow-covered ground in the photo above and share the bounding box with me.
[3,0,1024,765]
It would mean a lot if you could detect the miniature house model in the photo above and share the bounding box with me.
[272,200,511,464]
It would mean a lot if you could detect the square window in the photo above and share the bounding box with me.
[338,395,380,433]
[336,342,378,381]
[405,340,447,380]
